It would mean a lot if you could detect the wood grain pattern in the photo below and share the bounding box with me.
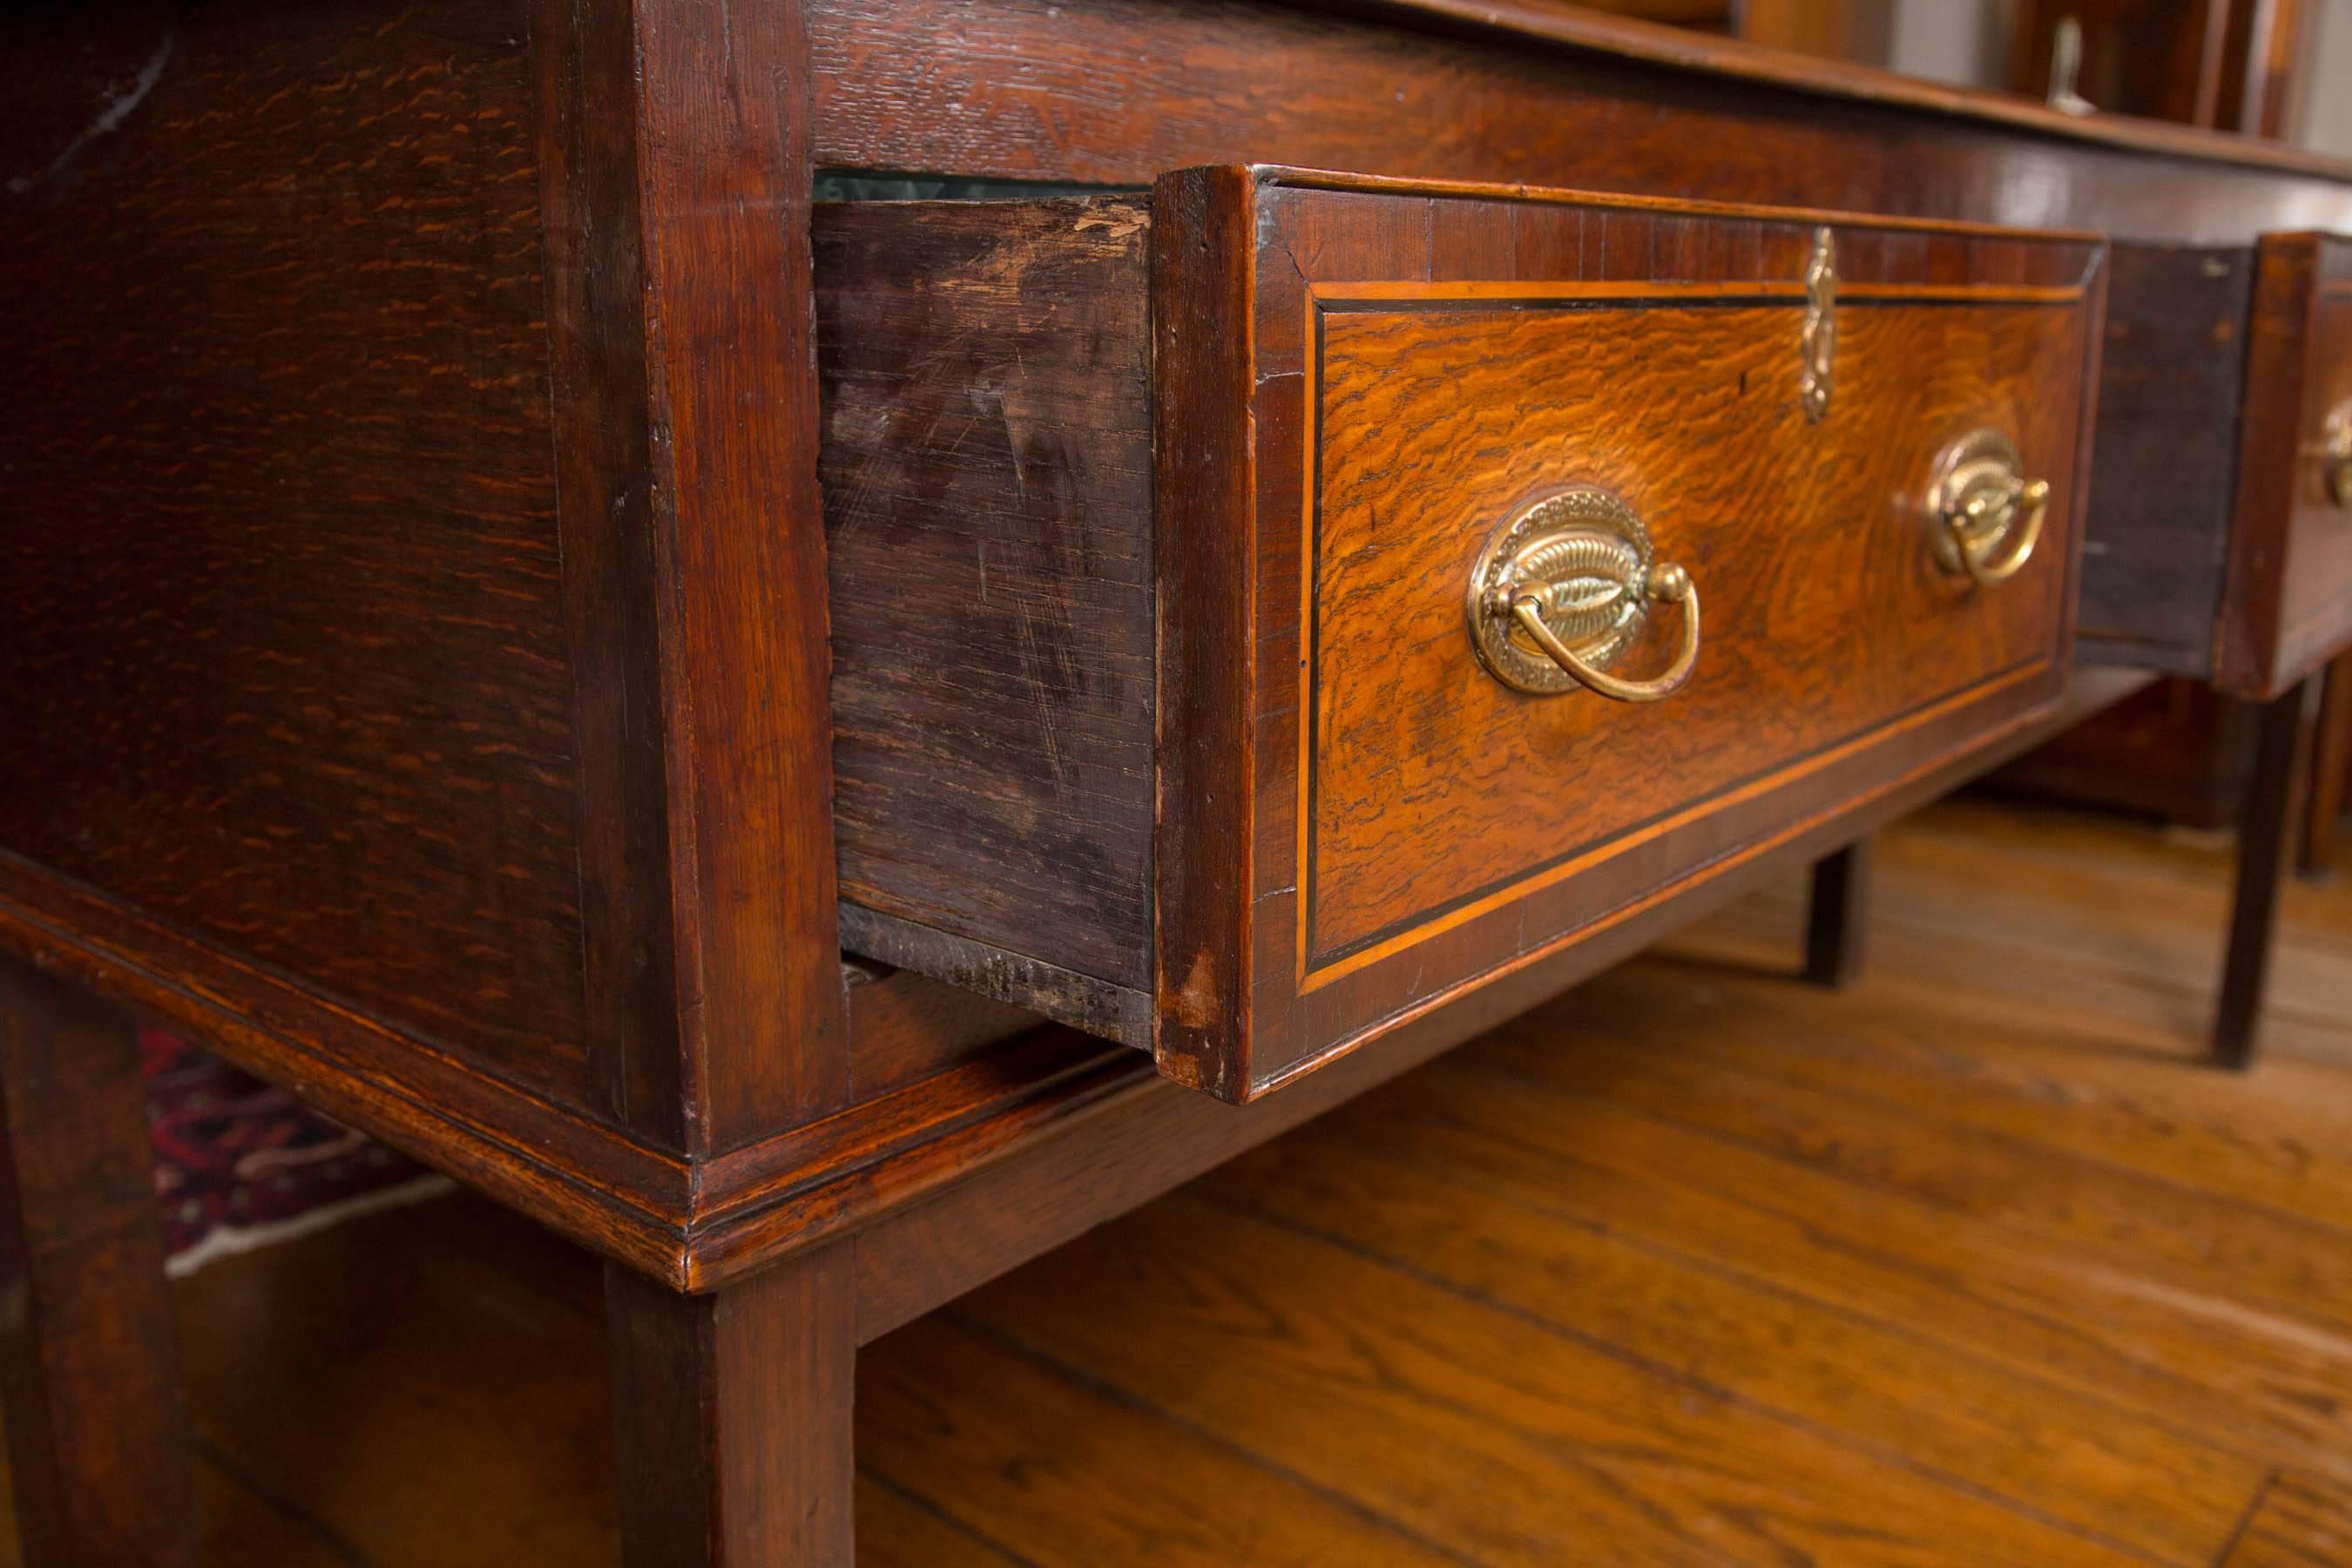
[2216,234,2352,699]
[848,668,2146,1336]
[1193,1126,2262,1563]
[826,178,2100,1100]
[820,198,1155,992]
[0,0,588,1102]
[1139,170,2104,1100]
[537,0,858,1152]
[70,786,2352,1567]
[617,0,851,1150]
[2222,1475,2352,1566]
[2075,243,2252,676]
[606,1247,855,1567]
[959,1194,2146,1565]
[10,0,2352,1348]
[808,0,2352,238]
[1303,286,2083,962]
[0,956,198,1568]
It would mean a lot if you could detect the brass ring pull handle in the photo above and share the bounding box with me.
[1468,486,1701,702]
[1928,429,2049,589]
[1507,569,1698,703]
[2322,405,2352,507]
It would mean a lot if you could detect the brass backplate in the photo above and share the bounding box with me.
[1801,226,1835,423]
[1467,487,1654,695]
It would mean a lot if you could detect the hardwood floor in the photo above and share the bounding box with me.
[6,795,2349,1565]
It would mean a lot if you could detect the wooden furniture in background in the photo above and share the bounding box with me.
[1997,679,2259,827]
[2008,0,2316,135]
[2304,652,2352,871]
[8,1,2352,1560]
[1849,230,2352,1068]
[1740,0,1892,65]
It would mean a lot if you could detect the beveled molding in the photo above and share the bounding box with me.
[0,667,2149,1298]
[0,853,1139,1293]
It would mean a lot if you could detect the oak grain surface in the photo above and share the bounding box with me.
[0,0,587,1100]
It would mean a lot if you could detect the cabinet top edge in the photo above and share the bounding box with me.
[1311,0,2352,185]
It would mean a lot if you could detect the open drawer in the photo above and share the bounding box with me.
[823,167,2104,1102]
[2081,233,2352,697]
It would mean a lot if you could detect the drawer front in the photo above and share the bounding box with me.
[2219,232,2352,697]
[1156,168,2102,1101]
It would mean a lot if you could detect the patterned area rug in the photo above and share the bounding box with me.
[145,1028,452,1275]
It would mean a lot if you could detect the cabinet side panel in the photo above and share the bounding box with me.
[0,0,591,1101]
[820,199,1156,992]
[2077,244,2250,677]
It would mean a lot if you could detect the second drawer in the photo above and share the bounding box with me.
[823,167,2104,1102]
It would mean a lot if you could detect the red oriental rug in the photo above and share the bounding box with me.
[144,1027,452,1275]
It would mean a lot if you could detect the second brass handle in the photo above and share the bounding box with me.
[1929,428,2048,589]
[1948,476,2049,587]
[1509,565,1699,704]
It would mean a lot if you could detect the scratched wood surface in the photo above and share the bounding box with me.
[52,794,2352,1565]
[821,198,1157,994]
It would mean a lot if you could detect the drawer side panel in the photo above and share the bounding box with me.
[821,199,1157,992]
[2077,244,2252,679]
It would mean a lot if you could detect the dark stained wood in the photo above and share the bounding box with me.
[0,866,699,1284]
[2075,243,2253,677]
[605,1245,855,1568]
[838,906,1147,1047]
[1992,676,2261,828]
[2217,677,2313,1068]
[819,197,1156,994]
[1150,164,1262,1100]
[2216,233,2352,700]
[2302,652,2352,875]
[1803,840,1873,987]
[808,0,2352,237]
[841,963,1041,1103]
[2009,0,2234,126]
[540,0,849,1152]
[0,956,198,1568]
[0,0,588,1104]
[532,0,684,1135]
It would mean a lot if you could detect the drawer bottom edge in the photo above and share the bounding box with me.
[837,903,1153,1050]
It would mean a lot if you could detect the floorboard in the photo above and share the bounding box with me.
[0,797,2342,1565]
